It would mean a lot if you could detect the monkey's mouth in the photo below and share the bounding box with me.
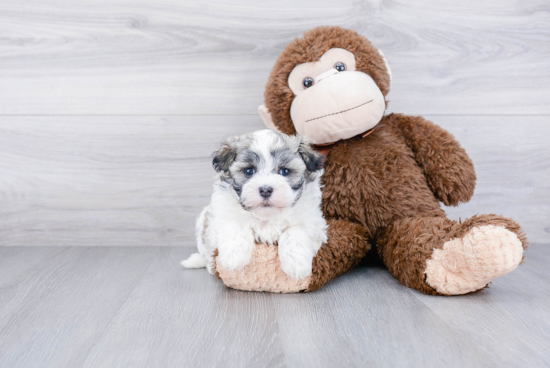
[305,99,373,123]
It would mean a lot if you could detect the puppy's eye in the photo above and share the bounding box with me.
[303,77,314,89]
[334,62,346,72]
[279,168,291,177]
[244,168,255,177]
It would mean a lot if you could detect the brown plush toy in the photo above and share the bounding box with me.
[213,26,528,295]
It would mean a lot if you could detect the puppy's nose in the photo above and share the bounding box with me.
[259,186,273,199]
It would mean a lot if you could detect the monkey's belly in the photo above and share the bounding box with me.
[322,134,444,232]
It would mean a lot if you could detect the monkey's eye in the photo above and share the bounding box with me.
[279,168,291,177]
[334,62,346,72]
[244,168,256,177]
[302,77,314,89]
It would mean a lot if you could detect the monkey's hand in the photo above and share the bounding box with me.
[392,113,476,206]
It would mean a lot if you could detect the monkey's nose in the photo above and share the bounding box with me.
[259,186,273,199]
[314,68,339,84]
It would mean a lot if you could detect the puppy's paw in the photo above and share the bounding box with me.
[278,240,315,281]
[217,243,253,271]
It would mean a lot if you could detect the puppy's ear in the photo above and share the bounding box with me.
[298,138,324,173]
[212,139,238,173]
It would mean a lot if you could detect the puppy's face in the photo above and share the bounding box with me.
[212,130,324,219]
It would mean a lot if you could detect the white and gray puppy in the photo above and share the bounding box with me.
[181,129,327,280]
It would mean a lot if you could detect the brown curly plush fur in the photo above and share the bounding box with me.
[322,113,477,231]
[308,218,370,291]
[259,26,528,295]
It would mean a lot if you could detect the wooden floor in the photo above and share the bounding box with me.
[0,245,548,368]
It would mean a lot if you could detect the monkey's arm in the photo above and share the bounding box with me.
[392,113,476,206]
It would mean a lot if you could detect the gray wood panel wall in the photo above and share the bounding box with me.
[0,0,549,245]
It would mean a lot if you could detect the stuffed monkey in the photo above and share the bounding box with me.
[213,26,527,295]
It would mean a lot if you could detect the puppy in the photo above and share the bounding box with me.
[181,129,327,280]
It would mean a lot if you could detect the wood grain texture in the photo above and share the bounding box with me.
[0,115,548,246]
[0,245,548,368]
[0,0,548,115]
[0,2,547,366]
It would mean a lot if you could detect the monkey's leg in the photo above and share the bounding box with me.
[213,218,369,293]
[377,215,528,295]
[307,218,371,291]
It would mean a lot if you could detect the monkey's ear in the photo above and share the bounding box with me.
[212,139,237,173]
[376,48,392,82]
[259,105,283,133]
[298,139,325,174]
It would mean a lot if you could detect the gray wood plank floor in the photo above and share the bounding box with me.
[0,245,548,368]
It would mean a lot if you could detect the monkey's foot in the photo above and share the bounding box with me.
[425,225,523,295]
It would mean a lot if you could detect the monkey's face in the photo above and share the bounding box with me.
[259,26,392,146]
[287,48,386,145]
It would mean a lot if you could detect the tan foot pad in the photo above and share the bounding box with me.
[425,225,523,295]
[215,243,311,293]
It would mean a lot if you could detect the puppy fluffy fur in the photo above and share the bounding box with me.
[182,129,327,281]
